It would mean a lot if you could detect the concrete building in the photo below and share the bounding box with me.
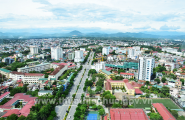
[80,48,86,52]
[38,90,53,96]
[74,50,84,62]
[102,47,110,55]
[30,46,38,55]
[17,63,51,73]
[68,52,75,60]
[91,62,105,72]
[2,57,14,65]
[138,57,155,81]
[51,46,63,60]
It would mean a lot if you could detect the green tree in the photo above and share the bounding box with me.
[180,79,184,85]
[154,78,160,84]
[98,108,105,116]
[112,103,122,108]
[7,114,18,120]
[177,116,185,120]
[161,86,170,96]
[95,86,102,93]
[17,115,26,120]
[162,77,167,83]
[150,113,162,120]
[171,110,178,119]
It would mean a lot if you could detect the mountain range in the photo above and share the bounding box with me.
[0,30,185,39]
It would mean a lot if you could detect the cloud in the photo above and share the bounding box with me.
[0,0,185,32]
[160,25,180,30]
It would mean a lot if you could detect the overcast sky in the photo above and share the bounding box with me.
[0,0,185,33]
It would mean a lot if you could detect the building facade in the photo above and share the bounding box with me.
[30,46,38,55]
[51,47,63,60]
[102,47,110,55]
[74,50,84,62]
[138,57,155,81]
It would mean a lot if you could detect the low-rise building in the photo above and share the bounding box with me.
[0,68,11,79]
[120,72,134,79]
[110,108,149,120]
[38,90,53,96]
[99,69,114,79]
[152,103,176,120]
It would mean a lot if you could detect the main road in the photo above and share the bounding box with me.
[55,51,94,120]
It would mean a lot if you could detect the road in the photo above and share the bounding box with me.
[55,51,94,120]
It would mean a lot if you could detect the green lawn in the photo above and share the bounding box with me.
[132,99,179,109]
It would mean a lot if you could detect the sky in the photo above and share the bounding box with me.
[0,0,185,33]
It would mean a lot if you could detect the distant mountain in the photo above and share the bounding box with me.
[68,30,83,36]
[0,30,185,39]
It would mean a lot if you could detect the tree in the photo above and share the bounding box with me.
[177,116,185,120]
[154,78,160,84]
[95,86,102,93]
[145,81,150,86]
[72,94,76,99]
[161,86,169,96]
[98,108,105,116]
[112,103,122,108]
[162,77,167,83]
[17,115,26,120]
[7,114,18,120]
[171,110,178,119]
[173,68,178,72]
[180,79,184,85]
[149,113,162,120]
[146,93,150,98]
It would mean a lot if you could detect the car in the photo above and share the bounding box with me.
[68,115,71,118]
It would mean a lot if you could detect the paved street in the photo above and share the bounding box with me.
[55,52,94,120]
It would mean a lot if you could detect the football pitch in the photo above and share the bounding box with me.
[132,99,179,109]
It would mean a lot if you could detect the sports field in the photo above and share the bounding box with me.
[132,99,179,109]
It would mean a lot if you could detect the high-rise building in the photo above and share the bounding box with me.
[91,62,105,72]
[102,47,110,55]
[68,52,75,60]
[74,50,84,62]
[30,46,38,55]
[138,57,155,81]
[51,47,63,60]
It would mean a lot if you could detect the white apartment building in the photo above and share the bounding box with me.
[74,50,84,62]
[68,52,75,60]
[80,48,86,52]
[51,46,63,60]
[102,47,110,55]
[162,47,178,53]
[91,62,105,72]
[138,57,155,81]
[17,63,51,73]
[30,46,38,55]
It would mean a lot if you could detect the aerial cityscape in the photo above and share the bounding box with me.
[0,0,185,120]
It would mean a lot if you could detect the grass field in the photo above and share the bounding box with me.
[132,99,179,109]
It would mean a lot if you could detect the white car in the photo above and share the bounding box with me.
[68,115,71,118]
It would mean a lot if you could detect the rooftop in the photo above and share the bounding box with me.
[110,108,149,120]
[152,103,176,120]
[101,69,113,75]
[0,92,10,100]
[24,73,44,76]
[0,68,11,73]
[50,65,65,75]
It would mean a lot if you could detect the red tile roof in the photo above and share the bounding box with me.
[2,109,20,117]
[0,93,37,109]
[105,81,112,90]
[135,89,143,94]
[24,73,44,76]
[110,108,149,120]
[17,79,22,83]
[125,82,134,89]
[120,72,134,76]
[0,92,10,100]
[10,71,24,75]
[152,103,176,120]
[50,65,65,75]
[106,67,113,71]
